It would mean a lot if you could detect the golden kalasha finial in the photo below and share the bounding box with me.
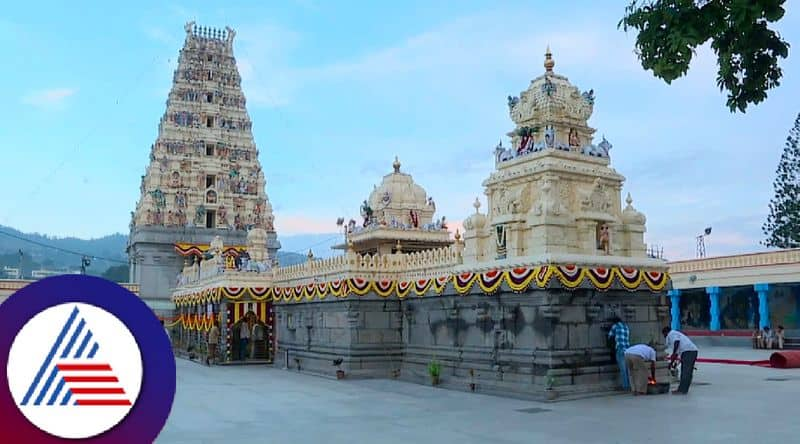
[395,240,403,253]
[454,229,462,242]
[473,197,481,213]
[307,249,314,260]
[544,45,555,72]
[393,156,401,173]
[626,192,634,207]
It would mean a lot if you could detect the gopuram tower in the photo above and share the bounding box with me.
[128,22,280,313]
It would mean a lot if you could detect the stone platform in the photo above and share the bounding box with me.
[275,283,670,400]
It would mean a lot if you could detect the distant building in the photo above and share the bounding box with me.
[31,269,80,279]
[2,266,20,279]
[668,249,800,333]
[0,279,140,306]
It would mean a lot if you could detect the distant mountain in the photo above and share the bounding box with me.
[0,225,127,278]
[0,224,317,278]
[277,233,343,259]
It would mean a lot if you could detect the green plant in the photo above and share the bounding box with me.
[763,113,800,248]
[427,360,441,378]
[619,0,790,113]
[545,375,556,390]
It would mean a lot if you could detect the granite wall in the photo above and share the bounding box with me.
[274,283,670,400]
[128,226,280,310]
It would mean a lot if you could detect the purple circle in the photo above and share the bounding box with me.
[0,275,176,443]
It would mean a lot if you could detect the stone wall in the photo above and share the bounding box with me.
[276,299,403,378]
[129,226,279,304]
[275,283,670,400]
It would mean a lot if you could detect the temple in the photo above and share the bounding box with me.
[171,45,671,400]
[332,156,453,255]
[128,22,280,316]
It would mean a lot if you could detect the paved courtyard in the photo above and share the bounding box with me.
[159,347,799,444]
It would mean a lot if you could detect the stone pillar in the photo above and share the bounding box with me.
[220,301,230,362]
[754,283,770,329]
[667,289,681,331]
[706,286,721,331]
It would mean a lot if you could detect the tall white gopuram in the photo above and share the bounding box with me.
[128,23,280,313]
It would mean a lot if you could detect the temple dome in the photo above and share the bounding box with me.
[509,48,595,127]
[503,47,600,155]
[368,157,430,218]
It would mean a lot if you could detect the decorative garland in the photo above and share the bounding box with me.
[177,312,218,331]
[173,265,669,306]
[174,243,247,257]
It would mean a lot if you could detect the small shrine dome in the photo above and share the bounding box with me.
[368,157,429,215]
[503,47,602,156]
[509,47,595,127]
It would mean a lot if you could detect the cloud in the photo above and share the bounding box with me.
[21,88,77,110]
[235,23,301,108]
[274,213,338,235]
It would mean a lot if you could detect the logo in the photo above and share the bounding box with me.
[0,275,175,443]
[8,303,143,439]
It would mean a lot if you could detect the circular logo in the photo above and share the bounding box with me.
[0,275,175,443]
[7,303,144,439]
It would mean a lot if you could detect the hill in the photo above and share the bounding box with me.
[0,225,308,280]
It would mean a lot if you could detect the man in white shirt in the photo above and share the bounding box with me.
[624,344,657,395]
[662,327,699,394]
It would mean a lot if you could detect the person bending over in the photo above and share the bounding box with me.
[663,327,699,395]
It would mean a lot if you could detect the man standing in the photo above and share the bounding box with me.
[239,320,251,361]
[207,321,220,366]
[663,327,699,394]
[624,343,657,395]
[608,317,631,391]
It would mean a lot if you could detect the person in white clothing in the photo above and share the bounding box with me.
[624,344,657,395]
[663,327,699,394]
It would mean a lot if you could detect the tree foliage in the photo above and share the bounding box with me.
[101,265,130,283]
[763,113,800,249]
[619,0,790,113]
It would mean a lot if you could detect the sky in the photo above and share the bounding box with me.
[1,1,799,260]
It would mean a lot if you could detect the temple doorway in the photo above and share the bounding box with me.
[227,303,275,363]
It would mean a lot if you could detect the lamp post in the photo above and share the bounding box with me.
[80,256,92,275]
[696,227,712,258]
[17,249,23,279]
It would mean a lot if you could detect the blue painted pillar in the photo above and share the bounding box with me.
[754,283,770,329]
[794,286,800,329]
[707,286,721,331]
[667,289,681,331]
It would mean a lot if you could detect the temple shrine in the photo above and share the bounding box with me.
[332,156,453,255]
[128,22,280,316]
[169,27,671,399]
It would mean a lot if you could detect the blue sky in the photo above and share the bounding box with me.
[1,1,799,260]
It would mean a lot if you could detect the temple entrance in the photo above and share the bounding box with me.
[227,303,275,363]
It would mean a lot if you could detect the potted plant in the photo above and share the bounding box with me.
[428,360,441,386]
[333,358,345,379]
[544,375,558,401]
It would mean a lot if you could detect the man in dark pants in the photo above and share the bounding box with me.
[662,327,699,394]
